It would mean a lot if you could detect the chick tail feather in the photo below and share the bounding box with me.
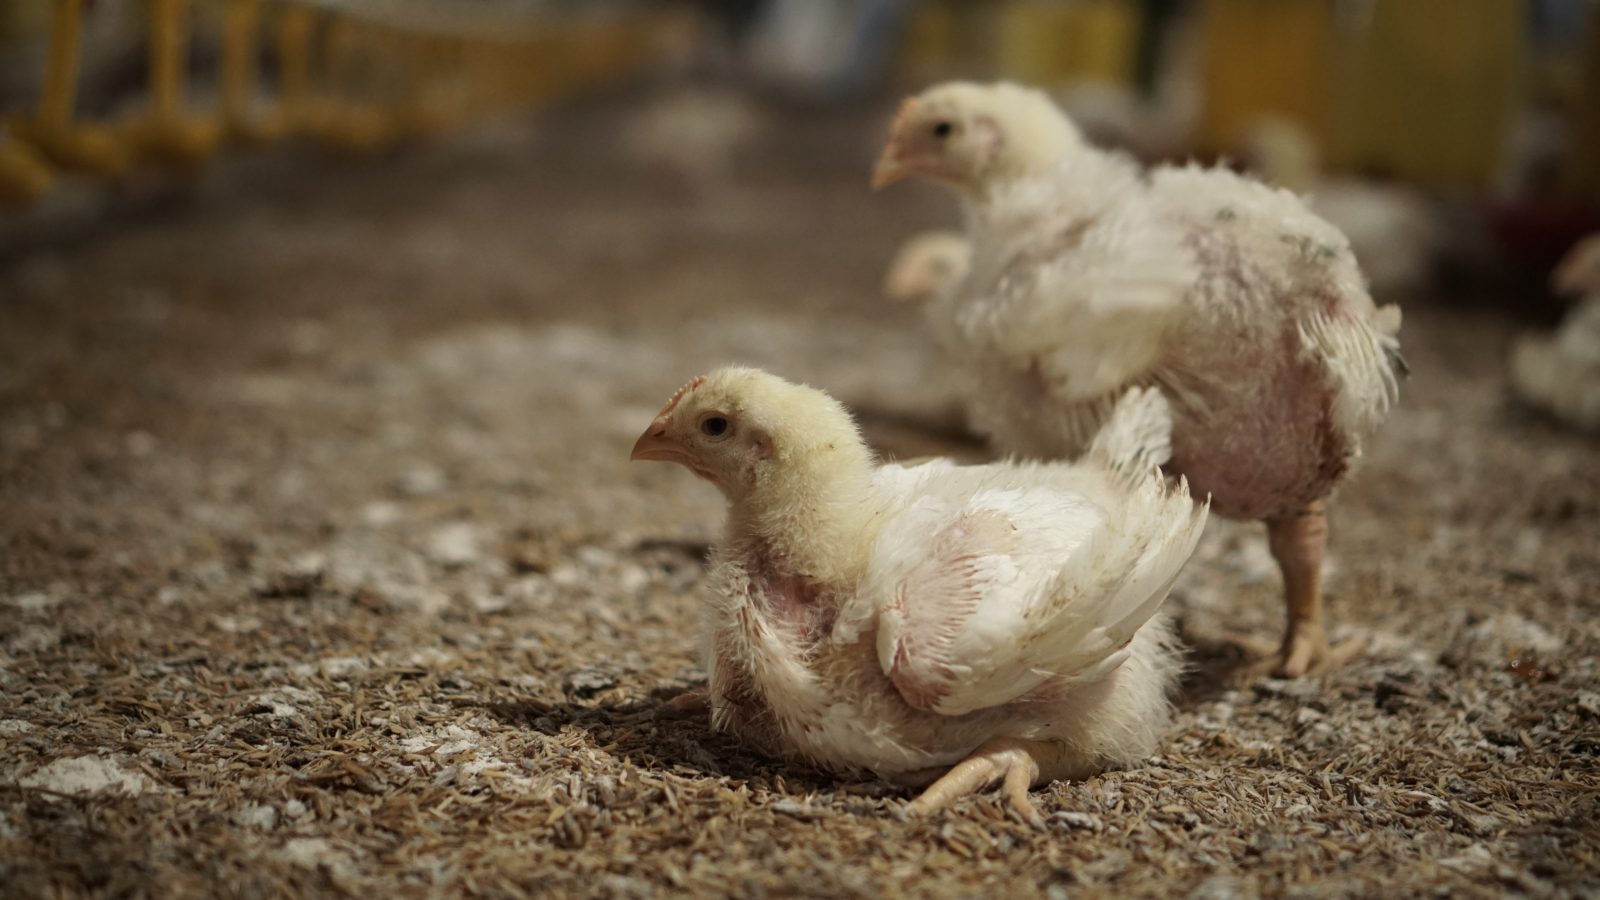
[1375,303,1410,378]
[1086,386,1174,482]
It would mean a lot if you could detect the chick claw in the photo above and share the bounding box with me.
[905,737,1053,828]
[1230,630,1367,679]
[659,690,709,717]
[1276,629,1367,679]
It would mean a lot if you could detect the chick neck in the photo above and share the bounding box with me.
[962,139,1142,246]
[724,437,879,587]
[954,105,1082,206]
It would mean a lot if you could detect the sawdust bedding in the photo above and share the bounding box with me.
[1,99,1597,898]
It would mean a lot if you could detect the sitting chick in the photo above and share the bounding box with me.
[631,367,1207,821]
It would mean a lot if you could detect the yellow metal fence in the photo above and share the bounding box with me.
[1,0,684,208]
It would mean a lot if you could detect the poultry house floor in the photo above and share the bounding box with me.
[1,93,1597,899]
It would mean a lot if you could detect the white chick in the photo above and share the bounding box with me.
[1510,234,1600,430]
[872,81,1405,677]
[631,368,1206,821]
[883,229,971,303]
[1243,116,1440,299]
[626,86,762,183]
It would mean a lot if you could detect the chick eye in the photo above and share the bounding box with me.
[700,415,729,437]
[932,121,953,139]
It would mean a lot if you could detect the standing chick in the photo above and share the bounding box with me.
[631,367,1206,821]
[872,81,1405,677]
[1510,234,1600,430]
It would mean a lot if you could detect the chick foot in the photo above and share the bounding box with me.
[1228,629,1367,679]
[1263,500,1363,677]
[906,737,1068,826]
[1275,625,1366,678]
[661,690,708,716]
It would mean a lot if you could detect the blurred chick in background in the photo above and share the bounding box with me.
[721,0,911,101]
[625,85,764,185]
[874,81,1405,678]
[882,228,969,303]
[1053,9,1202,164]
[1242,116,1441,300]
[1510,234,1600,431]
[1055,76,1199,163]
[631,369,1205,822]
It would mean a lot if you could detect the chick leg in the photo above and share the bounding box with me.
[1265,500,1363,677]
[906,737,1072,826]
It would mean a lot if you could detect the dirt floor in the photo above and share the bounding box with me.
[1,92,1597,899]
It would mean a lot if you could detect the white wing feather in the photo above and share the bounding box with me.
[1004,202,1194,403]
[856,452,1206,718]
[940,156,1193,406]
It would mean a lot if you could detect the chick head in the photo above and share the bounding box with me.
[872,81,1079,193]
[630,367,865,499]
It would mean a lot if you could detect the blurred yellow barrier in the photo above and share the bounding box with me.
[1330,0,1522,188]
[305,11,401,154]
[998,0,1141,85]
[3,0,683,210]
[897,0,1141,86]
[895,1,963,79]
[10,0,129,176]
[221,0,284,144]
[124,0,222,167]
[892,0,1564,195]
[1199,0,1332,153]
[1201,0,1529,190]
[0,132,53,207]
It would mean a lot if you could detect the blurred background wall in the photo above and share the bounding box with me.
[1,0,1596,271]
[893,0,1596,197]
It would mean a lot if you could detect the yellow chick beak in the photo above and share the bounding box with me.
[630,418,689,464]
[871,98,919,190]
[871,154,909,190]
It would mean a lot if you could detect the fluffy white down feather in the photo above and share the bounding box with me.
[671,374,1206,780]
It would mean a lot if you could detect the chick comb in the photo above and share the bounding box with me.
[657,374,707,417]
